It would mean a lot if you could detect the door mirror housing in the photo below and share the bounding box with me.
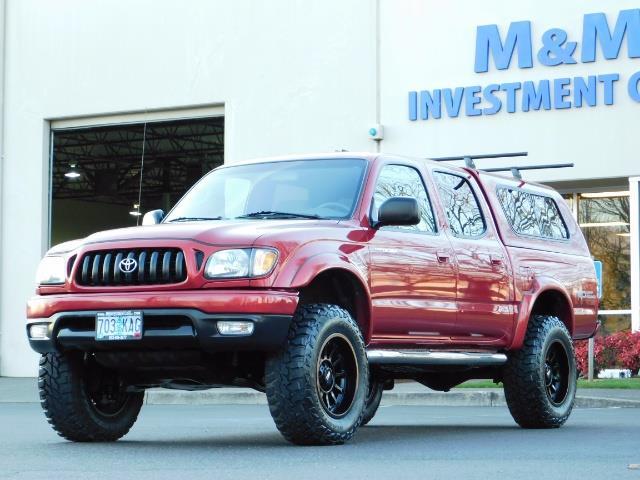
[372,197,420,229]
[142,209,165,226]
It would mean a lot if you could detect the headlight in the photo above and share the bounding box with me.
[35,256,67,285]
[204,248,278,279]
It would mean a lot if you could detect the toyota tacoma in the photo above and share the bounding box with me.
[27,153,598,445]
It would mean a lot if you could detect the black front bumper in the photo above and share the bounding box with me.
[27,309,293,354]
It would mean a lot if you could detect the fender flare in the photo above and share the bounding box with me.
[509,277,575,350]
[275,252,372,340]
[276,252,369,290]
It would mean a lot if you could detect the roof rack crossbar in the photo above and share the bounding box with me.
[430,152,528,169]
[428,152,573,179]
[482,163,574,180]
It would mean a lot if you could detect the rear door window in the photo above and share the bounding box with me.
[433,171,486,238]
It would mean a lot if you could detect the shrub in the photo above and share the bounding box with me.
[574,331,640,375]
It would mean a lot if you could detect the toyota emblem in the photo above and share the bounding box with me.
[119,257,138,274]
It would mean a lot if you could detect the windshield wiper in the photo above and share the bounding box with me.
[167,216,223,223]
[236,210,322,220]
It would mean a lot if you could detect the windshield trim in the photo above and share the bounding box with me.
[162,157,370,223]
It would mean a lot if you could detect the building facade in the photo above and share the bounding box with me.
[1,0,639,376]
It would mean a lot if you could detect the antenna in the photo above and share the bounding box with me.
[135,122,147,226]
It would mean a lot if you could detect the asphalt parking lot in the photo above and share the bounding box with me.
[1,403,639,480]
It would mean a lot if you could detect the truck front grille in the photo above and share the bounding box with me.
[76,248,187,286]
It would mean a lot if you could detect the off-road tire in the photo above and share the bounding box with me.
[503,315,577,428]
[360,380,384,426]
[265,303,369,445]
[39,352,144,442]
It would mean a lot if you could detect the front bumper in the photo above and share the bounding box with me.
[26,290,298,354]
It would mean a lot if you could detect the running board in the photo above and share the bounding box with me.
[366,349,507,367]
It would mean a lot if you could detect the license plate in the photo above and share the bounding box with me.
[96,311,143,341]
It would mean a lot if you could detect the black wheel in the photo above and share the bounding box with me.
[39,352,144,442]
[503,315,577,428]
[360,380,384,426]
[265,303,369,445]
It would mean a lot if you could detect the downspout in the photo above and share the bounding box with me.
[0,0,6,373]
[374,0,381,153]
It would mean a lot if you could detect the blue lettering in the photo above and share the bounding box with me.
[500,82,521,113]
[582,9,640,62]
[475,21,533,73]
[553,78,572,109]
[482,84,502,115]
[420,90,441,120]
[521,80,551,111]
[443,87,464,117]
[574,76,597,107]
[628,71,640,102]
[598,73,619,105]
[409,91,418,120]
[465,86,483,116]
[538,29,577,66]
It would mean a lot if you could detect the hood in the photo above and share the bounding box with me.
[78,219,342,248]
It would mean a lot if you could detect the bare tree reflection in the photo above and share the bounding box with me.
[579,196,630,328]
[434,173,485,237]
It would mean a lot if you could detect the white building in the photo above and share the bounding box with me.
[1,0,639,376]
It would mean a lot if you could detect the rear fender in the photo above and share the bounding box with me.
[509,277,574,350]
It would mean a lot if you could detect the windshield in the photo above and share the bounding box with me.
[164,158,367,222]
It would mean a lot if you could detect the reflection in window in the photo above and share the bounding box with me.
[497,188,568,240]
[579,193,630,315]
[373,165,436,233]
[433,172,485,237]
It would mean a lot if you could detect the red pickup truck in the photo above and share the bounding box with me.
[27,153,598,445]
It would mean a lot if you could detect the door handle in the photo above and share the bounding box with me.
[436,250,451,263]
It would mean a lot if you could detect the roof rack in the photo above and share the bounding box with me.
[429,151,573,180]
[431,151,528,169]
[482,163,574,180]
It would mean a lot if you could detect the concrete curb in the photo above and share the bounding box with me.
[144,390,268,405]
[142,389,640,408]
[3,378,639,407]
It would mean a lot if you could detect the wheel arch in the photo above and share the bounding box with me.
[510,280,575,350]
[294,265,372,343]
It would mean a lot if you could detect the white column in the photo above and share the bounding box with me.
[630,177,640,333]
[0,0,6,374]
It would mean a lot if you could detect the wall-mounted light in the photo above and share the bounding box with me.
[129,204,142,217]
[64,163,81,179]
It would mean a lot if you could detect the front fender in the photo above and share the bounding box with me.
[509,277,575,350]
[274,251,370,290]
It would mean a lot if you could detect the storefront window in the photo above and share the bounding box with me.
[561,193,574,214]
[578,191,631,333]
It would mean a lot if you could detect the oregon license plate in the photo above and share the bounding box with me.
[96,311,143,341]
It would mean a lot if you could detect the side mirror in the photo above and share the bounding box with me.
[373,197,420,229]
[142,209,165,226]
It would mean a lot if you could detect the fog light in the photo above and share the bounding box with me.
[217,321,254,336]
[29,324,49,340]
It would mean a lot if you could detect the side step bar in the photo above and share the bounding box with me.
[367,349,507,367]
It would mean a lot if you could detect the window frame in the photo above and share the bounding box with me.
[495,184,571,242]
[370,163,439,236]
[432,170,488,240]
